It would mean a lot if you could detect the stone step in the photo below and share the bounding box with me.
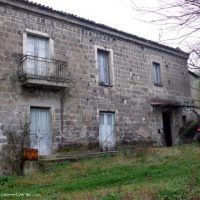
[38,151,118,163]
[24,151,118,175]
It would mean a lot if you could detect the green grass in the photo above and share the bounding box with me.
[1,144,200,199]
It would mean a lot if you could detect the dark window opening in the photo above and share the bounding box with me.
[182,115,187,127]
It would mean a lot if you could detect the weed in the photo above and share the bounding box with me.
[2,122,29,176]
[0,176,8,185]
[101,193,120,200]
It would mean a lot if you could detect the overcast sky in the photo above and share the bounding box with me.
[30,0,188,50]
[31,1,163,38]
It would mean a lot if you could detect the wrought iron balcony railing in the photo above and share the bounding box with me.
[18,55,69,83]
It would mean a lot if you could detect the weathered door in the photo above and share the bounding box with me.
[99,112,115,151]
[26,35,49,75]
[30,108,50,155]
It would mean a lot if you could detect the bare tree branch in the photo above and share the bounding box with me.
[130,0,200,69]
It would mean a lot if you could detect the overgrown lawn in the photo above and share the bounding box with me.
[1,144,200,199]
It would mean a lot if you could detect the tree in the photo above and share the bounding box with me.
[131,0,200,70]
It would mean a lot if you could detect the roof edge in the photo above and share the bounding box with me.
[188,70,200,78]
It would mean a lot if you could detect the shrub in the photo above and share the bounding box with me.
[1,122,29,176]
[179,120,198,141]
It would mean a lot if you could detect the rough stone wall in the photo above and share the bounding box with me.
[0,0,194,162]
[189,72,200,115]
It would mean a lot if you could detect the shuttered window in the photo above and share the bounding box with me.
[98,50,110,85]
[153,62,162,85]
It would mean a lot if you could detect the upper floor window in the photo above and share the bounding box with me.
[153,62,162,86]
[97,49,110,86]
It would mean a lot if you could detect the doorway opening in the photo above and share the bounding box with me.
[162,112,172,147]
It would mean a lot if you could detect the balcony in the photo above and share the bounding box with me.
[18,55,69,89]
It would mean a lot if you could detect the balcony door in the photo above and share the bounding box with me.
[26,35,49,76]
[30,108,51,155]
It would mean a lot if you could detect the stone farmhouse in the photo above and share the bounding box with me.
[0,0,194,156]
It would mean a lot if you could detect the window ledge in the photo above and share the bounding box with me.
[99,83,113,87]
[154,83,163,87]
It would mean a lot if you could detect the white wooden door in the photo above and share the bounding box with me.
[26,35,49,75]
[30,108,50,155]
[99,112,115,151]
